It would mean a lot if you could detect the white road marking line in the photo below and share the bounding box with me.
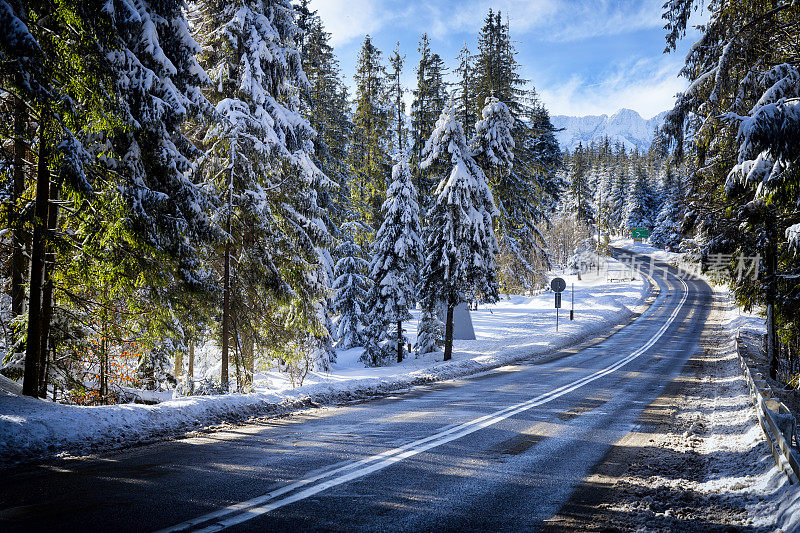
[158,277,689,533]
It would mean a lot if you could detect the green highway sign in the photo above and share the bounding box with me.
[632,227,650,239]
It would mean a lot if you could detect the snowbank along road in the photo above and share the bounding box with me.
[0,251,713,532]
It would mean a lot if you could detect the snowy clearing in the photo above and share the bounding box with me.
[0,259,647,466]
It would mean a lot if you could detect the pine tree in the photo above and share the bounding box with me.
[349,36,391,230]
[650,165,684,249]
[453,42,477,140]
[663,0,800,377]
[609,149,629,233]
[296,1,354,227]
[195,0,334,384]
[387,43,407,155]
[470,11,563,291]
[332,223,369,349]
[410,34,449,208]
[567,143,594,225]
[362,154,423,365]
[625,162,655,231]
[419,102,499,361]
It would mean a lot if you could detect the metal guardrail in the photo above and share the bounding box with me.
[606,268,636,282]
[736,332,800,484]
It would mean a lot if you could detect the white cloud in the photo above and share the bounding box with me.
[317,0,666,48]
[405,0,663,43]
[314,0,390,47]
[537,56,686,118]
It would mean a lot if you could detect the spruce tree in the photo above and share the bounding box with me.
[349,36,391,230]
[663,0,800,376]
[470,10,563,291]
[567,143,594,225]
[387,43,407,154]
[471,96,515,172]
[195,0,334,383]
[625,162,655,232]
[332,223,369,350]
[650,165,684,249]
[296,1,354,227]
[411,34,449,208]
[609,148,629,233]
[453,42,477,140]
[363,154,423,365]
[1,0,217,397]
[420,102,499,361]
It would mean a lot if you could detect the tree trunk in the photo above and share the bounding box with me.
[11,88,27,320]
[23,121,49,397]
[443,305,454,361]
[397,320,403,363]
[766,218,778,380]
[38,180,59,397]
[248,339,255,388]
[174,347,183,379]
[188,341,195,394]
[221,210,231,392]
[232,311,242,392]
[99,288,108,403]
[221,235,230,391]
[242,329,254,389]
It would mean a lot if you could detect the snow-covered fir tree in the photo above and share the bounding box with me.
[362,153,423,365]
[332,223,370,350]
[469,11,563,291]
[387,43,408,155]
[109,0,215,273]
[567,143,594,225]
[609,158,629,233]
[416,306,445,356]
[194,0,334,380]
[349,35,391,229]
[650,166,684,250]
[410,34,449,206]
[296,0,354,227]
[594,158,615,246]
[419,102,500,361]
[663,0,800,375]
[471,96,515,171]
[624,163,655,231]
[453,42,477,140]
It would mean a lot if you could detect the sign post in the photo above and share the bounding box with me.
[551,277,566,331]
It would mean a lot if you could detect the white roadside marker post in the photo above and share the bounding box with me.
[570,283,574,320]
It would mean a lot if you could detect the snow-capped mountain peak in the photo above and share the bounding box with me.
[551,108,667,153]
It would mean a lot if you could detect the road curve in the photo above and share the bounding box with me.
[0,252,712,532]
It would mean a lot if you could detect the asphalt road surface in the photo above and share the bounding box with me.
[0,252,713,532]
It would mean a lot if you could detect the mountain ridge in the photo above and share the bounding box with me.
[551,108,667,153]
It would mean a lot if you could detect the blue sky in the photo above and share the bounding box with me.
[312,0,704,119]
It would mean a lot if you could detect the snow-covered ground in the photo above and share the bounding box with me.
[0,259,647,465]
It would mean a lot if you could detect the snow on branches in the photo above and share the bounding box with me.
[363,153,422,365]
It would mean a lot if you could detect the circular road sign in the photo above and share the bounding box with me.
[550,277,566,293]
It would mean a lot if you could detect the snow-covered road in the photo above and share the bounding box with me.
[1,252,787,531]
